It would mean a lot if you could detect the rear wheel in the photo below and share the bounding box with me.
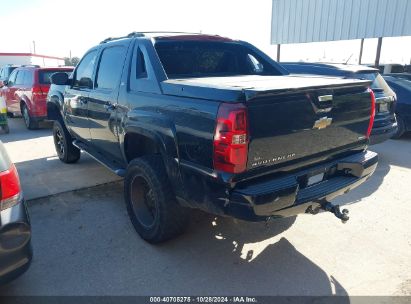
[125,155,189,243]
[392,115,406,139]
[22,104,38,130]
[53,120,80,163]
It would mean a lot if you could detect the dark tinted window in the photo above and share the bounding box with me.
[39,69,72,84]
[155,41,280,78]
[391,65,405,73]
[15,70,25,85]
[96,46,126,90]
[136,48,147,79]
[74,51,97,88]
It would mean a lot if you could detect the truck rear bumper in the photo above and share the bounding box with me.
[370,121,398,145]
[226,150,378,221]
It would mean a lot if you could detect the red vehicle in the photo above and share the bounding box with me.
[0,66,73,129]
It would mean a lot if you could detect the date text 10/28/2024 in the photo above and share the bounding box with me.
[149,297,257,303]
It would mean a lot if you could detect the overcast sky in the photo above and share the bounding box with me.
[1,0,410,64]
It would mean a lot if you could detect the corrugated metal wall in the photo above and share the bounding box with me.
[271,0,411,44]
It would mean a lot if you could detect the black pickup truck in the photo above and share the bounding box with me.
[48,32,378,243]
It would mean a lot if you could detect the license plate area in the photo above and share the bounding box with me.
[307,172,325,186]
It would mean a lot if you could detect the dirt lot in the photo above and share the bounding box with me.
[0,118,410,296]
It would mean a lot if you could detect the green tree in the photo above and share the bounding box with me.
[71,57,80,66]
[63,57,71,66]
[63,57,80,66]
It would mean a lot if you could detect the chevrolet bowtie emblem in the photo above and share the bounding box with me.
[313,117,333,130]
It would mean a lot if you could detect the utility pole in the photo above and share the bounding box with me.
[358,39,364,65]
[32,41,36,54]
[277,44,281,62]
[69,50,72,59]
[374,37,383,68]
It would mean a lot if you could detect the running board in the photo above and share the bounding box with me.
[73,140,126,177]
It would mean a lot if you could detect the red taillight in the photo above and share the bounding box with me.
[213,103,248,174]
[0,164,21,210]
[32,86,49,96]
[366,88,376,138]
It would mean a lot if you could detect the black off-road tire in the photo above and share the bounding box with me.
[125,155,189,243]
[22,104,39,130]
[53,120,80,163]
[391,115,406,139]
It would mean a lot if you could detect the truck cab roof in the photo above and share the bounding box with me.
[99,32,233,44]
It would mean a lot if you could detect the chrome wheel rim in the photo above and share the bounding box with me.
[54,129,65,156]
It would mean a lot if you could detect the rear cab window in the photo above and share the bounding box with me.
[38,69,73,85]
[154,39,282,79]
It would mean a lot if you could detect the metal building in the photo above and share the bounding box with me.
[0,53,65,67]
[271,0,411,64]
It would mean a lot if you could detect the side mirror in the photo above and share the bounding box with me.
[51,72,69,85]
[2,80,8,86]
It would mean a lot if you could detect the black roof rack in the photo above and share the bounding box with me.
[139,31,203,35]
[99,32,145,44]
[99,31,205,44]
[21,65,40,68]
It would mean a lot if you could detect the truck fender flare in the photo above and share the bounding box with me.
[121,125,184,198]
[120,111,179,162]
[120,113,183,198]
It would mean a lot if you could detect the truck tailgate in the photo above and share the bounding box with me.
[246,84,372,169]
[162,75,373,172]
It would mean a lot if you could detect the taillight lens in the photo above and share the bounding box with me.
[32,86,49,96]
[0,164,21,211]
[366,88,376,138]
[213,103,248,174]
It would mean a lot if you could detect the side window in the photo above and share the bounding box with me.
[247,54,264,74]
[0,69,3,79]
[24,71,34,85]
[15,70,25,85]
[8,70,18,86]
[136,48,147,79]
[96,46,127,90]
[73,51,97,89]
